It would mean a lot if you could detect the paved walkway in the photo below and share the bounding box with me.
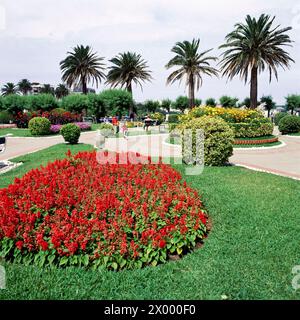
[1,131,299,180]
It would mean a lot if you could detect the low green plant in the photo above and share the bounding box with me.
[150,112,165,125]
[28,117,51,136]
[60,123,81,144]
[229,119,274,138]
[0,111,13,124]
[278,115,300,134]
[178,116,235,166]
[274,112,287,125]
[168,114,179,123]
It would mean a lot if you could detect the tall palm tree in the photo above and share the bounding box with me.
[55,84,69,99]
[166,39,218,108]
[60,45,106,95]
[106,51,152,96]
[40,84,55,95]
[18,79,32,95]
[219,14,294,109]
[1,83,18,96]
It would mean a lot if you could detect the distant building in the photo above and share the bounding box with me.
[30,82,55,95]
[72,86,96,94]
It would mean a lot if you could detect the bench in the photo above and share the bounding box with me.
[0,136,6,154]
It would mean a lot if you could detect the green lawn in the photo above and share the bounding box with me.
[233,141,282,148]
[0,143,299,300]
[0,128,33,137]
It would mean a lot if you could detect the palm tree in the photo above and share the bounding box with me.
[166,39,218,108]
[40,84,55,95]
[60,45,106,95]
[55,84,69,99]
[1,83,18,96]
[219,14,294,109]
[18,79,32,95]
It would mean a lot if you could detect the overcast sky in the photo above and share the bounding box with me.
[0,0,299,104]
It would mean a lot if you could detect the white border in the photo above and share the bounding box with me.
[233,141,286,150]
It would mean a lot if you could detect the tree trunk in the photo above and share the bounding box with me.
[126,81,133,116]
[82,77,88,116]
[188,74,195,109]
[250,67,258,109]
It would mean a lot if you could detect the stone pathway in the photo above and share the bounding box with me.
[0,131,299,180]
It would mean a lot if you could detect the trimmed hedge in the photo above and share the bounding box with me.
[274,112,288,126]
[28,117,51,136]
[229,119,274,138]
[178,116,235,166]
[278,115,300,134]
[168,114,179,123]
[60,123,81,144]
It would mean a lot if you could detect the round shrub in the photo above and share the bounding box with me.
[0,111,13,124]
[274,112,287,126]
[0,151,208,270]
[278,115,300,134]
[168,114,179,123]
[178,116,235,166]
[60,123,81,144]
[28,117,51,136]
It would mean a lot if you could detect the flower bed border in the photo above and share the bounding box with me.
[234,136,279,145]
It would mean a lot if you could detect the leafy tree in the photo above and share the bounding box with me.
[219,14,294,109]
[60,94,89,113]
[40,84,55,95]
[238,97,251,108]
[260,95,276,117]
[55,84,69,99]
[2,94,26,115]
[87,94,106,119]
[106,52,152,114]
[166,39,218,108]
[18,79,32,95]
[219,95,239,108]
[60,45,106,95]
[194,98,202,106]
[161,99,172,113]
[144,100,160,113]
[285,94,300,115]
[98,89,134,117]
[26,94,58,111]
[205,98,216,106]
[172,96,189,113]
[2,83,19,96]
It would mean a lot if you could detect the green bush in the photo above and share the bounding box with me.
[0,111,13,124]
[28,117,51,136]
[229,119,274,138]
[274,112,288,125]
[278,115,300,134]
[26,94,58,111]
[150,112,165,125]
[99,89,133,116]
[87,94,106,119]
[168,114,179,123]
[60,95,89,113]
[178,116,235,166]
[2,94,27,115]
[60,123,81,144]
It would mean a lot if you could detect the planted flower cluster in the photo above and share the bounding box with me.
[50,122,91,134]
[0,151,208,271]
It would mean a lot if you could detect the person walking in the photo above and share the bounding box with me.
[120,121,129,139]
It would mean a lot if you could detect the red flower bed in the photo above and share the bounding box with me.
[0,151,208,270]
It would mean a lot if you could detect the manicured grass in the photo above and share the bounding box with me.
[0,128,33,137]
[233,141,283,148]
[286,132,300,136]
[0,144,299,300]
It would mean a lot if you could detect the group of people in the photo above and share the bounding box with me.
[102,114,154,139]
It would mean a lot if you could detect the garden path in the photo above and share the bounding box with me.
[0,131,299,180]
